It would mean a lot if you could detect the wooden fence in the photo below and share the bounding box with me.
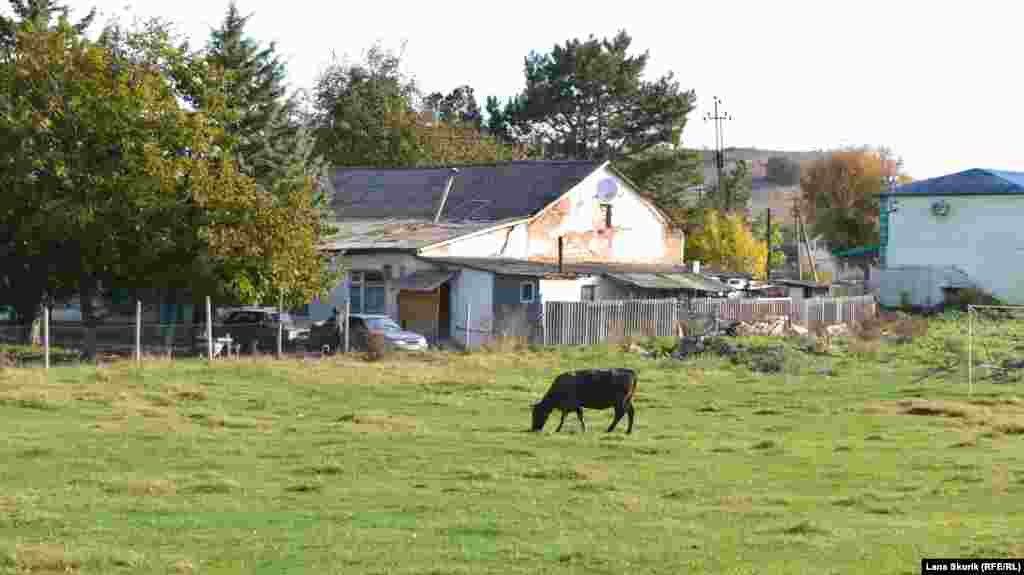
[541,295,877,347]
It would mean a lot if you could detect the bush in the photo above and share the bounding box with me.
[365,331,388,362]
[890,316,929,341]
[944,287,1004,310]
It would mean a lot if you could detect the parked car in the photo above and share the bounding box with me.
[309,313,428,353]
[194,307,310,354]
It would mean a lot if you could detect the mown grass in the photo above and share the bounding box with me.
[1,318,1023,574]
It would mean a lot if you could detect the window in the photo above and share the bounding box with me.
[600,204,612,228]
[581,285,596,302]
[349,271,387,314]
[520,281,535,303]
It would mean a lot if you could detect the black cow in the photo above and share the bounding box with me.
[530,368,637,434]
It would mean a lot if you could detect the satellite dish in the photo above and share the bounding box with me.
[930,199,950,217]
[596,178,619,202]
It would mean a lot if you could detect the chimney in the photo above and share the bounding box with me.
[434,167,459,223]
[558,237,564,273]
[690,260,700,274]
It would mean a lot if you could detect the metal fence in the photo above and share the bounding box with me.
[540,295,877,347]
[0,298,355,368]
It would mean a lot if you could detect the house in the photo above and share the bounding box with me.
[313,160,733,348]
[878,168,1024,306]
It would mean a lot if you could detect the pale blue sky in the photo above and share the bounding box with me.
[41,1,1024,178]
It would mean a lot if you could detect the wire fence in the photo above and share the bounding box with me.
[0,298,355,368]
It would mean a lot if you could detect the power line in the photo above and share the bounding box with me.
[703,96,732,199]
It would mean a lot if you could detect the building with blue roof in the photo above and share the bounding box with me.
[877,168,1024,306]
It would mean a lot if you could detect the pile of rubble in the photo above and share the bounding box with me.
[734,315,789,337]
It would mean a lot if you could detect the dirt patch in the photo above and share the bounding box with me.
[720,494,754,513]
[106,479,178,497]
[15,543,80,573]
[338,413,419,433]
[901,400,972,418]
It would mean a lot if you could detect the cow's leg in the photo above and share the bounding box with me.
[625,400,635,434]
[576,407,586,432]
[607,404,626,432]
[555,410,568,432]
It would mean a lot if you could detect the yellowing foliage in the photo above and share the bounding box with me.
[686,210,769,279]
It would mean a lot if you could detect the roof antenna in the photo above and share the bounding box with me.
[434,168,459,223]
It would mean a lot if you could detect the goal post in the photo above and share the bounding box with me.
[967,304,1024,396]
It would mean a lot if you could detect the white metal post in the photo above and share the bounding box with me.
[135,300,141,364]
[542,302,548,346]
[43,305,49,370]
[968,305,973,397]
[206,296,213,361]
[276,293,284,359]
[344,299,350,354]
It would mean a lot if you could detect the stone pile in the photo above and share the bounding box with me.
[734,315,789,337]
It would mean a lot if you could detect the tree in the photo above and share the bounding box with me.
[712,158,752,214]
[510,30,695,161]
[766,156,801,186]
[0,0,94,51]
[0,23,337,358]
[615,146,703,227]
[751,210,786,270]
[799,146,901,281]
[424,84,482,129]
[202,2,307,191]
[310,43,425,167]
[685,209,769,279]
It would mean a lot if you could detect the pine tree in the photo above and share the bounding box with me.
[0,0,95,51]
[204,2,299,191]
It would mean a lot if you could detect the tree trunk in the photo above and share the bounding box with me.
[79,275,98,362]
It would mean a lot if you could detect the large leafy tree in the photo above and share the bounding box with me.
[312,43,529,168]
[685,209,769,279]
[800,146,901,281]
[0,22,336,358]
[310,43,424,167]
[508,30,695,161]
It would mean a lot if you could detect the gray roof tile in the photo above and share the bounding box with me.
[886,168,1024,196]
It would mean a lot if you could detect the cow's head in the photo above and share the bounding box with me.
[530,401,553,432]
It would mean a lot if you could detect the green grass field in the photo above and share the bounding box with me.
[1,317,1022,574]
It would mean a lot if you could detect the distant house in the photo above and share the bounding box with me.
[878,168,1024,306]
[314,160,735,348]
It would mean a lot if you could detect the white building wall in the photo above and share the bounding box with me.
[538,277,601,302]
[886,195,1024,304]
[450,268,494,349]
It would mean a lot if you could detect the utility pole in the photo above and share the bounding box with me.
[765,208,772,281]
[703,96,732,203]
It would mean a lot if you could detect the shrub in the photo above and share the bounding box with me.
[890,316,929,341]
[365,331,388,362]
[944,287,1004,310]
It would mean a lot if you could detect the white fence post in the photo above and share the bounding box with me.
[206,296,214,361]
[344,298,351,354]
[466,303,472,350]
[135,300,141,364]
[43,304,50,370]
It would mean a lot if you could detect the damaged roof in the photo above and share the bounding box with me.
[330,160,604,221]
[605,272,732,293]
[419,257,733,291]
[319,219,501,251]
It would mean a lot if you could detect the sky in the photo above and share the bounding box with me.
[40,0,1024,179]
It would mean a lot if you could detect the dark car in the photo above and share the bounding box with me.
[309,313,428,353]
[194,307,310,354]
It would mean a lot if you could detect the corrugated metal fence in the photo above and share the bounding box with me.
[541,295,877,347]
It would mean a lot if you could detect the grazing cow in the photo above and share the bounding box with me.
[531,368,637,434]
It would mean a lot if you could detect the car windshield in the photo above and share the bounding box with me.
[364,317,401,331]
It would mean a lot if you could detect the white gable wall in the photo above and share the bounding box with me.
[885,195,1024,304]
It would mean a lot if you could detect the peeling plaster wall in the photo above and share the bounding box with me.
[526,165,683,264]
[418,166,684,265]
